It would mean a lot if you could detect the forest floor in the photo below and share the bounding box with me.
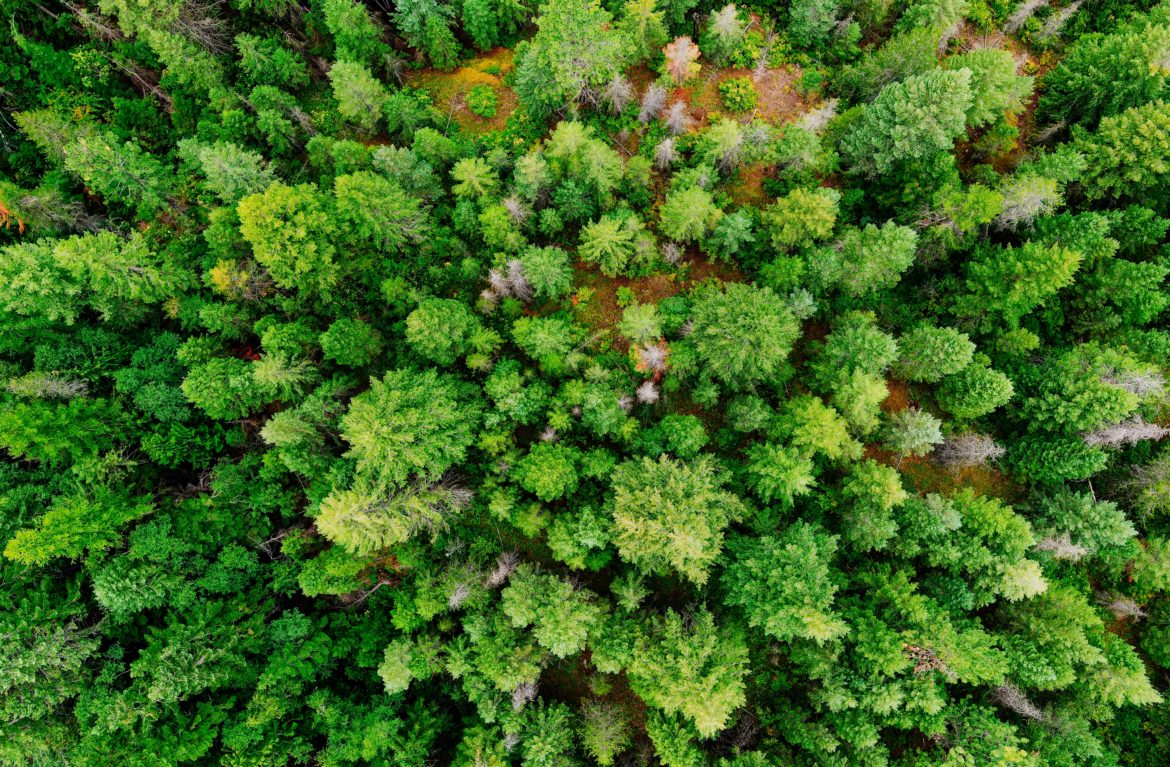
[573,256,744,341]
[405,47,519,135]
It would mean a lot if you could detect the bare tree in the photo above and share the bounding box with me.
[708,5,746,60]
[1004,0,1049,34]
[797,99,838,133]
[602,74,635,115]
[508,259,532,301]
[176,0,233,54]
[1034,532,1089,561]
[992,684,1045,721]
[665,101,693,135]
[933,433,1006,468]
[663,36,701,84]
[1097,592,1147,620]
[1125,454,1170,519]
[503,195,529,224]
[654,137,677,170]
[904,644,955,679]
[1102,368,1166,398]
[1035,0,1081,41]
[7,372,88,399]
[715,126,744,173]
[512,680,539,711]
[1083,418,1170,448]
[1031,119,1068,144]
[636,380,660,404]
[486,551,519,587]
[447,582,472,610]
[638,84,668,122]
[635,342,670,373]
[995,174,1060,230]
[576,85,602,110]
[743,121,772,151]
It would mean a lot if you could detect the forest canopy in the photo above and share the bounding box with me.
[3,0,1170,765]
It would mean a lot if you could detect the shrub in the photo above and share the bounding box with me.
[718,77,757,112]
[466,84,499,118]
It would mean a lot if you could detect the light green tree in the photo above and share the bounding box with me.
[763,186,839,249]
[339,368,483,487]
[501,565,606,657]
[659,186,723,243]
[610,455,747,585]
[628,608,748,737]
[238,182,340,295]
[329,61,389,131]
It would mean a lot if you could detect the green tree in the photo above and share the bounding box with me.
[182,357,269,420]
[723,522,847,643]
[811,221,918,296]
[841,69,973,176]
[0,398,120,465]
[317,480,473,554]
[0,239,83,323]
[1009,436,1109,484]
[517,246,573,299]
[462,0,499,50]
[773,395,863,461]
[840,458,907,551]
[1040,23,1170,128]
[514,443,580,500]
[62,133,170,218]
[4,490,153,565]
[619,303,661,345]
[320,318,383,367]
[512,315,580,373]
[689,282,800,387]
[810,312,899,387]
[179,140,275,203]
[513,0,629,117]
[334,172,428,252]
[580,701,632,766]
[394,0,461,69]
[519,702,580,766]
[937,363,1014,419]
[580,214,656,276]
[1075,100,1170,202]
[883,409,943,456]
[235,33,311,88]
[329,61,389,132]
[619,0,669,63]
[944,49,1033,128]
[956,242,1082,327]
[896,325,975,383]
[610,455,747,585]
[744,442,816,508]
[451,157,500,199]
[322,0,387,64]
